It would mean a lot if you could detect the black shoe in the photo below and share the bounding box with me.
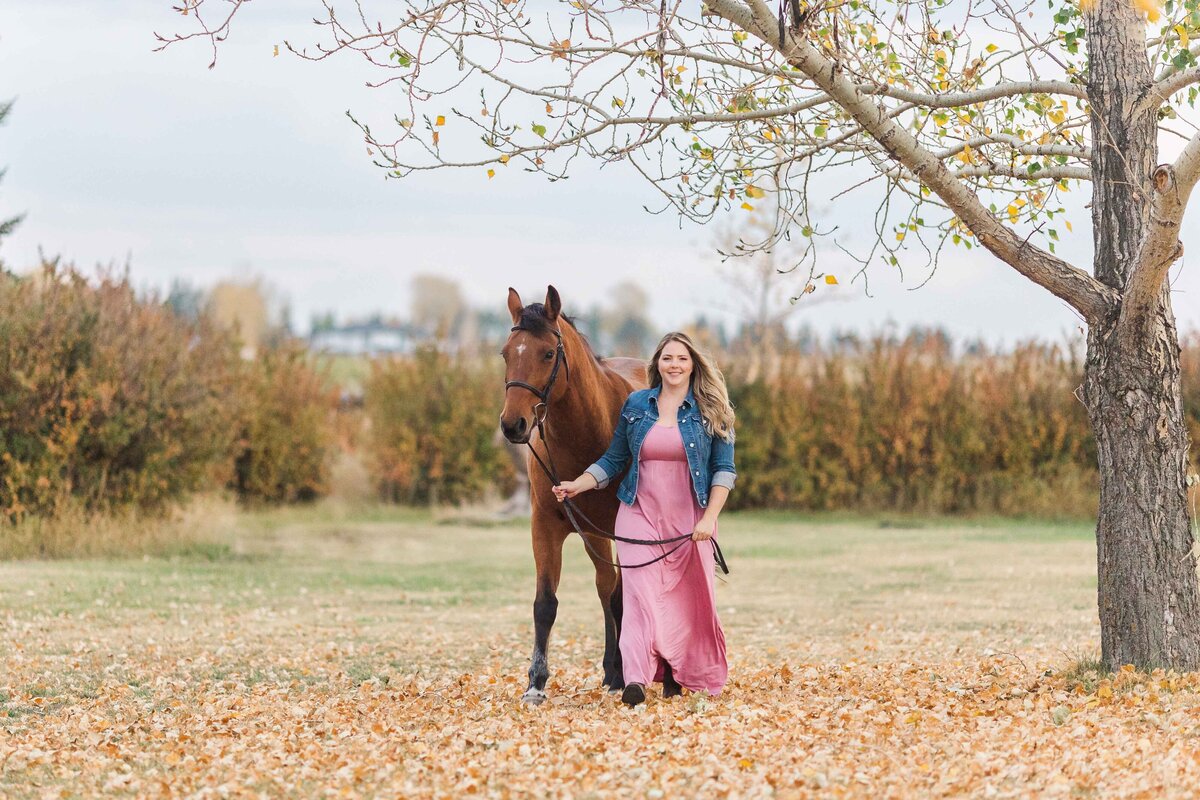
[621,683,646,706]
[662,664,683,699]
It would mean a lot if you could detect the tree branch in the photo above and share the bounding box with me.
[953,165,1091,181]
[1154,42,1200,84]
[1118,130,1200,341]
[881,80,1087,107]
[705,0,1117,322]
[1141,67,1200,114]
[933,134,1090,161]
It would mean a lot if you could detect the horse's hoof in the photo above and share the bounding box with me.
[522,688,548,705]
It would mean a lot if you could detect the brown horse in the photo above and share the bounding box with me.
[499,285,647,704]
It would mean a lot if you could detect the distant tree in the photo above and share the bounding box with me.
[164,0,1200,670]
[310,311,337,334]
[209,280,269,359]
[165,278,205,322]
[410,274,465,341]
[604,281,654,356]
[0,98,24,250]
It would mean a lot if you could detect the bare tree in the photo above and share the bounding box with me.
[410,273,465,341]
[713,189,845,380]
[161,0,1200,670]
[604,279,654,355]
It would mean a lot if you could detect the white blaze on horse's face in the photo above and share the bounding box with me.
[500,329,558,444]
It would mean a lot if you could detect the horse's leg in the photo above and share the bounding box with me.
[523,525,567,705]
[587,536,624,691]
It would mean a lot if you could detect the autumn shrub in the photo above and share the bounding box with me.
[726,334,1098,517]
[351,332,1198,517]
[0,263,242,522]
[230,344,338,504]
[365,348,515,505]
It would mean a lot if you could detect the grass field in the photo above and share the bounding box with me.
[4,507,1198,798]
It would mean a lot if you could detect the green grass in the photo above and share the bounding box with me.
[0,505,1103,730]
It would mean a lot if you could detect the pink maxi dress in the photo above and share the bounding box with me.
[615,422,728,695]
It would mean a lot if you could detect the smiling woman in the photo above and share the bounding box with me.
[554,331,737,706]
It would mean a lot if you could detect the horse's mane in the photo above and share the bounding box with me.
[516,304,602,363]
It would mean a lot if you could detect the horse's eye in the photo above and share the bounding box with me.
[544,351,554,361]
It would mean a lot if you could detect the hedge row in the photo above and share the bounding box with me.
[365,347,515,505]
[361,334,1200,517]
[0,264,335,523]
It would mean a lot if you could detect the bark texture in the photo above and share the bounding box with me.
[1084,314,1200,669]
[1084,0,1200,670]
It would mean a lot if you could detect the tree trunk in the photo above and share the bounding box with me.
[1081,0,1200,671]
[1084,307,1200,670]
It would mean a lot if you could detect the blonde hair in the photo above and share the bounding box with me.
[648,332,735,441]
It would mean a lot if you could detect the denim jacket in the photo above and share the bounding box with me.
[585,386,736,509]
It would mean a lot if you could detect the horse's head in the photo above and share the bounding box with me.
[500,285,570,443]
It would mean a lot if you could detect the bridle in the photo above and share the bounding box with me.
[504,325,570,426]
[503,323,728,574]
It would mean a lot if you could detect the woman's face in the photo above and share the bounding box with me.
[658,340,694,390]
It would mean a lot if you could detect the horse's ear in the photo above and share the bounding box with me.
[544,285,562,322]
[507,287,523,324]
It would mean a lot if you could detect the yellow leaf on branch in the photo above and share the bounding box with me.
[745,186,765,198]
[1133,0,1161,21]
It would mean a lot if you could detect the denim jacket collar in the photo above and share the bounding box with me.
[584,386,737,509]
[647,384,695,410]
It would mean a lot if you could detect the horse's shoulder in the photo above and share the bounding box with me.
[599,356,649,391]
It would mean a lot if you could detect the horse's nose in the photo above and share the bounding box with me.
[501,416,528,442]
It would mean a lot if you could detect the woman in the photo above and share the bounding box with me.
[553,331,736,706]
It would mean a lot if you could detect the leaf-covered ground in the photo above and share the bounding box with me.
[3,509,1195,797]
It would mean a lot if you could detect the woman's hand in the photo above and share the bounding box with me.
[552,477,592,502]
[692,515,716,542]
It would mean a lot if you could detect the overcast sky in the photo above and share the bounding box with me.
[2,1,1197,346]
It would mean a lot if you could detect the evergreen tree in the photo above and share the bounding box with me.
[0,98,24,249]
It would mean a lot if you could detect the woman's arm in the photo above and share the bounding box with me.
[693,429,736,541]
[584,398,634,490]
[708,429,737,493]
[552,471,598,500]
[691,485,729,541]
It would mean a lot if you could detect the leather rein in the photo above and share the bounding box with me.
[504,324,729,574]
